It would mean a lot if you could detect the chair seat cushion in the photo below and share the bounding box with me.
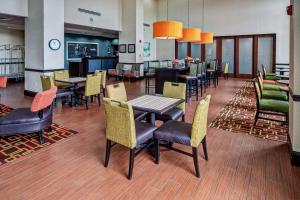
[0,108,40,125]
[145,73,155,77]
[259,99,289,113]
[134,110,148,120]
[262,90,288,101]
[263,84,288,91]
[108,71,117,76]
[179,75,197,80]
[263,80,277,84]
[154,120,191,146]
[135,121,157,146]
[265,74,278,80]
[155,108,184,121]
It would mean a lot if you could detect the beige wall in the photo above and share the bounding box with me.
[156,0,290,62]
[144,0,157,61]
[0,0,28,17]
[0,29,24,45]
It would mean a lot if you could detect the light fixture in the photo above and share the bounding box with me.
[195,0,214,44]
[178,0,201,42]
[153,0,183,40]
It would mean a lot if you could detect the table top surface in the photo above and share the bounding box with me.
[55,77,86,84]
[277,75,289,79]
[277,80,289,85]
[276,69,290,72]
[128,95,184,115]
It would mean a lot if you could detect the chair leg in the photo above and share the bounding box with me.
[128,148,135,180]
[254,110,259,126]
[85,96,89,110]
[97,94,101,106]
[192,147,200,178]
[154,138,160,164]
[104,140,111,167]
[38,131,45,144]
[202,136,208,161]
[182,114,185,122]
[102,88,106,97]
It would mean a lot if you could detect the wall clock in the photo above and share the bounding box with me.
[49,39,61,50]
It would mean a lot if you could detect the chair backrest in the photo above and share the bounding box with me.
[103,98,136,148]
[209,60,216,70]
[106,82,128,102]
[0,76,8,88]
[189,63,198,76]
[85,75,101,96]
[262,64,267,78]
[257,74,264,94]
[54,70,69,87]
[253,80,262,101]
[40,75,55,91]
[224,63,229,74]
[197,62,203,76]
[31,86,57,112]
[163,82,186,113]
[123,64,132,71]
[95,70,107,88]
[190,95,211,147]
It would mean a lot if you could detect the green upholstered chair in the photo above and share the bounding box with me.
[103,98,157,180]
[258,75,288,92]
[154,95,211,178]
[256,78,288,101]
[54,70,72,89]
[95,70,107,97]
[253,81,288,126]
[106,82,147,120]
[258,71,278,85]
[262,64,278,80]
[155,82,186,122]
[75,75,101,109]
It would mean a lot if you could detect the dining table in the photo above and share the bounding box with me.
[128,95,185,125]
[277,79,289,85]
[55,77,87,106]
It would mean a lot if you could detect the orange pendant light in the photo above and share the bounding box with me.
[153,21,183,39]
[195,32,214,44]
[178,28,201,42]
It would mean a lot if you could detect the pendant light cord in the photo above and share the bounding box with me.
[188,0,190,28]
[167,0,169,21]
[202,0,205,31]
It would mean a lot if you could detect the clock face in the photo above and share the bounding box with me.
[49,39,61,50]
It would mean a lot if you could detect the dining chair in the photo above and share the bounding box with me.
[154,95,211,178]
[256,78,288,101]
[145,61,158,94]
[106,82,148,120]
[223,63,229,80]
[262,64,278,80]
[196,62,205,96]
[155,82,186,122]
[103,98,157,180]
[178,63,199,102]
[257,73,288,92]
[0,76,8,102]
[253,81,288,126]
[95,70,107,97]
[258,71,282,85]
[40,75,74,106]
[76,75,101,109]
[54,70,72,89]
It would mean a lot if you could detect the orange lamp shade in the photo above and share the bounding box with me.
[153,21,183,39]
[177,28,201,42]
[199,32,214,44]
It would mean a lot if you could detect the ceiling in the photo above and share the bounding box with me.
[0,13,119,39]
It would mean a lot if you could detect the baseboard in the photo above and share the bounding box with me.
[24,90,37,97]
[287,134,300,166]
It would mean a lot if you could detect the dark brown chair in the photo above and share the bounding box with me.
[154,95,211,178]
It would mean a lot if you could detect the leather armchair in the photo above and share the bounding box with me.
[0,87,57,144]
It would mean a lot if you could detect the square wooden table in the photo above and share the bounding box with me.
[128,95,184,125]
[55,77,86,85]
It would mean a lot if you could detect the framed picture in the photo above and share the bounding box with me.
[119,44,126,53]
[66,41,99,61]
[128,44,135,53]
[144,42,150,58]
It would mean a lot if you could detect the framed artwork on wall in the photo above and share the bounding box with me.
[128,44,135,53]
[144,42,151,58]
[119,44,126,53]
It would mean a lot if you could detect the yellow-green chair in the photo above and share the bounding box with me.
[54,70,72,89]
[156,82,186,122]
[95,70,107,97]
[223,63,229,80]
[103,98,157,180]
[154,95,211,178]
[76,75,101,109]
[40,75,74,106]
[106,82,147,120]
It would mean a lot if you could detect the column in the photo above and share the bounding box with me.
[289,0,300,166]
[119,0,144,63]
[24,0,64,94]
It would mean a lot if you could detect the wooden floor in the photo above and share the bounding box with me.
[0,78,299,200]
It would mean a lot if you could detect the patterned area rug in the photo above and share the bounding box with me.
[0,104,78,166]
[209,81,288,142]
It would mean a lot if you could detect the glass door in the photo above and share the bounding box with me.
[178,42,188,59]
[222,39,234,75]
[238,37,253,77]
[191,44,201,59]
[205,40,216,61]
[258,37,274,73]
